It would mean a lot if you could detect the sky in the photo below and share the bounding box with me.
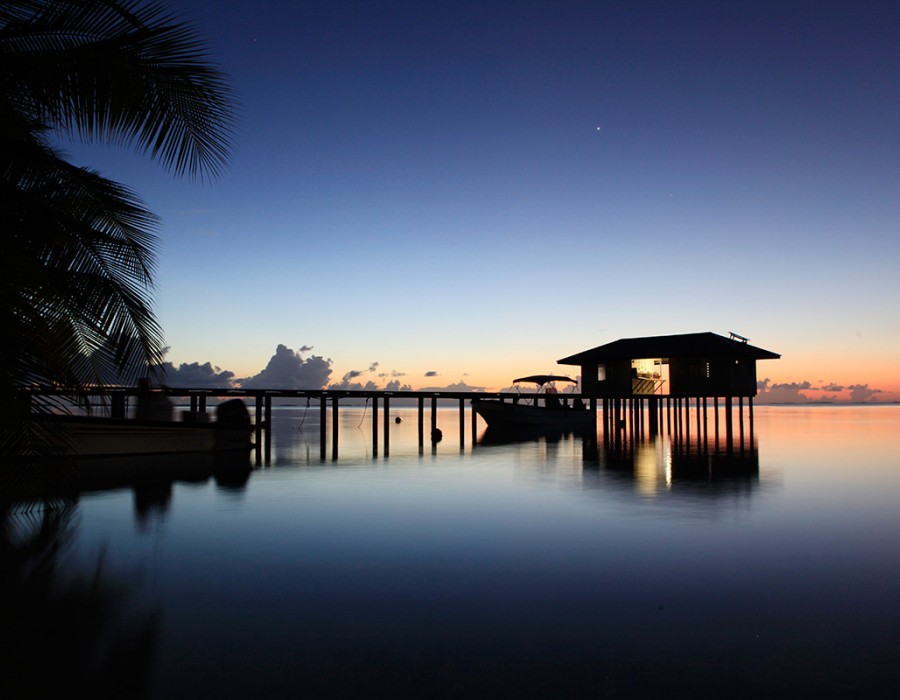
[65,0,899,401]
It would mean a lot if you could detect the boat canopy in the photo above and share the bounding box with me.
[513,375,578,386]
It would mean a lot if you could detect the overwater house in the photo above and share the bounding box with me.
[558,331,780,400]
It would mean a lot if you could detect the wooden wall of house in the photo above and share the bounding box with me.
[581,359,636,398]
[670,356,758,397]
[579,356,759,398]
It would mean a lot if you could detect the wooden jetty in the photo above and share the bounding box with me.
[25,386,765,466]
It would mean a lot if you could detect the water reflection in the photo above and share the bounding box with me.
[15,406,900,698]
[0,504,159,695]
[586,435,760,493]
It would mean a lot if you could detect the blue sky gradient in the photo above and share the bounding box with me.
[63,1,900,399]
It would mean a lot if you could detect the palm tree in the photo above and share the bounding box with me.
[1,1,234,455]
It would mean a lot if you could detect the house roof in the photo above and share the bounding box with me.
[557,332,780,365]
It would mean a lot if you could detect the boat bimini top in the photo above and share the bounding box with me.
[512,375,578,387]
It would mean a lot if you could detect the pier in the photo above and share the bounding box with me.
[25,386,756,464]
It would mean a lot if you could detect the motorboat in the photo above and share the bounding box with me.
[28,398,253,458]
[471,375,594,432]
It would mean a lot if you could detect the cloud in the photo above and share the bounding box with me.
[328,361,406,391]
[756,378,887,403]
[419,380,488,393]
[755,378,814,404]
[298,345,314,353]
[240,344,333,389]
[847,384,883,402]
[424,370,439,377]
[162,361,235,388]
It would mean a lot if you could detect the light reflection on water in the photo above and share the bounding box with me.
[15,406,900,698]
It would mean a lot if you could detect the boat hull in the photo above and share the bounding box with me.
[35,415,252,458]
[472,398,595,431]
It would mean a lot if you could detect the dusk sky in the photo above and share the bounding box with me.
[65,0,899,401]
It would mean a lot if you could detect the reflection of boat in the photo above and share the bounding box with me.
[472,375,594,432]
[35,398,253,458]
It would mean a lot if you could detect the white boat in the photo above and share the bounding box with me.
[472,375,594,432]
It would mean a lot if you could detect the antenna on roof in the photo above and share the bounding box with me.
[728,331,749,343]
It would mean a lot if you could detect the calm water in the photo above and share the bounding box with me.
[6,405,900,698]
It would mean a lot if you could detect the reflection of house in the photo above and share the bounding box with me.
[558,332,780,399]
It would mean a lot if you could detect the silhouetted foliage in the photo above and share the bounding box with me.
[0,1,234,456]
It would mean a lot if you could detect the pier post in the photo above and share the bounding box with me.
[418,397,425,449]
[685,398,691,443]
[695,396,701,444]
[749,396,755,441]
[471,400,478,446]
[702,397,708,448]
[254,397,263,463]
[111,391,126,419]
[331,396,339,460]
[648,396,658,436]
[264,395,272,463]
[431,396,438,448]
[383,395,390,457]
[725,396,733,448]
[459,398,465,448]
[372,396,379,456]
[714,396,719,441]
[320,396,327,460]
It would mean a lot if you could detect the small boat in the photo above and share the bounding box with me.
[32,398,253,458]
[471,375,594,432]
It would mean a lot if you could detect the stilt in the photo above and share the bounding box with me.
[383,395,390,457]
[372,396,378,455]
[331,396,339,461]
[320,396,327,460]
[264,395,272,464]
[431,396,438,451]
[725,396,733,448]
[418,397,425,449]
[254,398,263,463]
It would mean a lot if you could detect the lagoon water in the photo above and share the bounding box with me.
[13,405,900,697]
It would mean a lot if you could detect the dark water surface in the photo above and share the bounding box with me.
[11,406,900,697]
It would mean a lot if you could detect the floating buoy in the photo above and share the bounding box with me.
[431,428,443,443]
[395,416,401,424]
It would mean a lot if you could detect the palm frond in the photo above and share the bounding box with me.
[0,0,235,179]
